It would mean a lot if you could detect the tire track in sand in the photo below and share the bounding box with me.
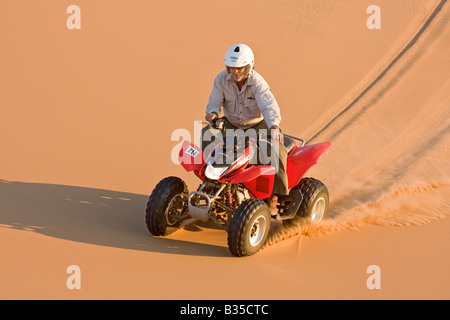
[306,0,448,145]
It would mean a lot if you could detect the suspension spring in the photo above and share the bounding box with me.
[225,185,234,208]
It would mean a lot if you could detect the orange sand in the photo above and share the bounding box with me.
[1,0,449,299]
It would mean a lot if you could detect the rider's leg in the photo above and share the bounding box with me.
[249,121,289,196]
[271,143,289,196]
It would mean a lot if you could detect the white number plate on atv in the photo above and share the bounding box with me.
[185,146,200,158]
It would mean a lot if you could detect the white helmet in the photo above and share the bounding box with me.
[224,44,254,72]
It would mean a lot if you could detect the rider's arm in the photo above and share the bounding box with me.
[206,71,225,117]
[252,73,282,130]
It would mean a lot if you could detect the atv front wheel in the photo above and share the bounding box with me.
[227,198,271,257]
[283,177,329,228]
[145,176,189,236]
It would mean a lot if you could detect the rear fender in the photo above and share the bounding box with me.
[229,165,275,199]
[287,142,331,188]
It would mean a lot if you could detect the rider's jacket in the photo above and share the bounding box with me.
[206,70,281,130]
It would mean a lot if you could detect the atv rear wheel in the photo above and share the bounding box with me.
[145,176,189,236]
[283,177,329,228]
[227,198,271,257]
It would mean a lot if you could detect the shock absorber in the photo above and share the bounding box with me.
[225,184,234,208]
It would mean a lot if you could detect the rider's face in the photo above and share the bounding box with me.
[229,66,246,82]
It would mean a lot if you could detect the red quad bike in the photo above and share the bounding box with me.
[145,119,331,256]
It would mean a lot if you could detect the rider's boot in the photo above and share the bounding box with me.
[268,195,278,215]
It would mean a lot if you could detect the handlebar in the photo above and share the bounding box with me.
[198,119,225,131]
[197,120,306,147]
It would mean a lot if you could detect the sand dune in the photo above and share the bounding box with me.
[267,0,450,246]
[1,0,449,299]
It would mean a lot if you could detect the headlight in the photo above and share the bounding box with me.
[204,164,228,180]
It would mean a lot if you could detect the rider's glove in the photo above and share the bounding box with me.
[270,125,284,143]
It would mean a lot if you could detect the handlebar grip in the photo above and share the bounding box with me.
[214,118,224,131]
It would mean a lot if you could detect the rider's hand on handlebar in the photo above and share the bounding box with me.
[205,112,218,123]
[270,126,284,143]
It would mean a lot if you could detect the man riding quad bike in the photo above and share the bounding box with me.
[145,44,331,256]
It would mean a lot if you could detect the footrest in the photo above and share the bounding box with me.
[275,189,303,221]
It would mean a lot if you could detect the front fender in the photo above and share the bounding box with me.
[178,140,205,173]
